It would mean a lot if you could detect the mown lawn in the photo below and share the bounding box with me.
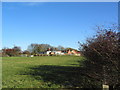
[2,56,100,88]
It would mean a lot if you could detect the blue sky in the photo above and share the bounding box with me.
[2,2,118,50]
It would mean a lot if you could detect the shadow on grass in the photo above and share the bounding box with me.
[19,65,101,88]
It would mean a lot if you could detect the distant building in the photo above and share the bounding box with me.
[46,51,51,55]
[67,50,81,56]
[46,50,65,55]
[46,49,81,56]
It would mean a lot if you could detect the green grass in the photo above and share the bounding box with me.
[2,56,100,88]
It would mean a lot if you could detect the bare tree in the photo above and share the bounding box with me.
[79,25,120,89]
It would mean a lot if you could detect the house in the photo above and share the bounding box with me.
[75,51,81,56]
[67,50,81,56]
[46,50,65,55]
[54,51,64,55]
[46,49,81,56]
[46,51,51,55]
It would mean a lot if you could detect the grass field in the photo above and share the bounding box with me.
[2,56,100,88]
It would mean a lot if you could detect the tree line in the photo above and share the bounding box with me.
[2,44,78,57]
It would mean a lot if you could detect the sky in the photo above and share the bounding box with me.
[2,2,118,50]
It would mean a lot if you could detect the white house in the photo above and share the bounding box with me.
[46,51,64,55]
[46,51,51,55]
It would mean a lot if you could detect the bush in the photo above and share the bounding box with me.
[79,25,120,88]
